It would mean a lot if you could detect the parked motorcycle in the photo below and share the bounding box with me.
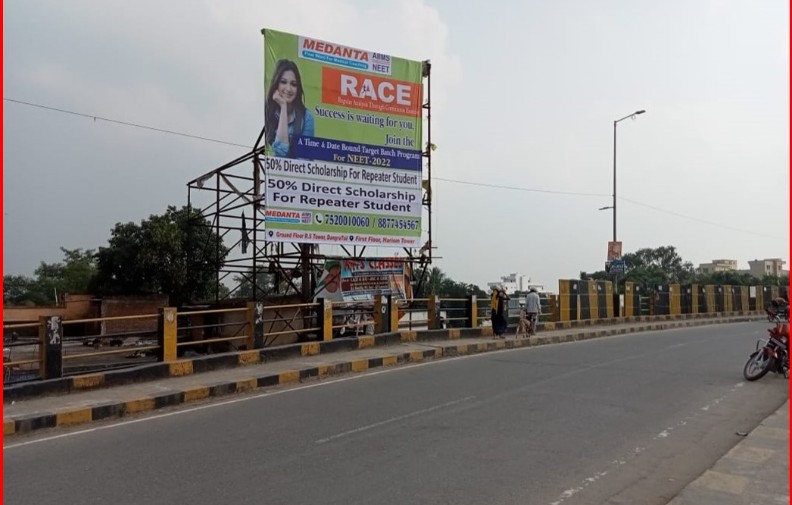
[743,318,789,381]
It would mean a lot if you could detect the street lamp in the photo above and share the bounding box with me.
[611,109,645,243]
[603,109,645,314]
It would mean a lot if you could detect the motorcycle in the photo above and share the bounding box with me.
[743,318,789,381]
[765,298,790,322]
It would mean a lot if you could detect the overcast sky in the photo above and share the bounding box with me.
[3,0,789,290]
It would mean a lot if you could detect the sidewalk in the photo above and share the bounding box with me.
[3,314,786,504]
[667,400,789,505]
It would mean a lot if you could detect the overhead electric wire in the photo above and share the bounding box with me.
[5,96,784,241]
[619,197,784,240]
[432,177,608,197]
[4,97,251,149]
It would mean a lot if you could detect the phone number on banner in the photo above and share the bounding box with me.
[376,217,419,230]
[323,214,419,230]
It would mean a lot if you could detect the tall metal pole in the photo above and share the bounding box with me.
[613,120,618,243]
[610,109,645,311]
[613,119,619,306]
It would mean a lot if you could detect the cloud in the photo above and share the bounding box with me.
[3,0,462,276]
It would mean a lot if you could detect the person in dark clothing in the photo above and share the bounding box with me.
[768,297,789,321]
[490,286,509,337]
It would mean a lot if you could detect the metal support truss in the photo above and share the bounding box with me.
[185,61,434,303]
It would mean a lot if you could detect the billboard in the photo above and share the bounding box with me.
[314,257,412,303]
[607,241,622,260]
[262,29,424,247]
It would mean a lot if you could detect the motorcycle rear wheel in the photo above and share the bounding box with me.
[743,351,774,381]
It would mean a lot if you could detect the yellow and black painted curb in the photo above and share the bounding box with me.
[3,314,763,436]
[4,312,761,404]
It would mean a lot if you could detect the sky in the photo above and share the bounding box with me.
[3,0,789,292]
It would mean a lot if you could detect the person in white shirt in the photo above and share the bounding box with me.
[523,288,542,336]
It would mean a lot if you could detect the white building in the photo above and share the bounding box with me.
[747,258,788,278]
[487,273,544,293]
[697,258,788,278]
[697,259,738,274]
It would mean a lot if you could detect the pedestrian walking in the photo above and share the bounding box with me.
[523,288,541,336]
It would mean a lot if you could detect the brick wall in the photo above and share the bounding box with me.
[100,295,169,338]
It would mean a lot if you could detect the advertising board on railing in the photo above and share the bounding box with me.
[262,28,423,247]
[314,257,412,303]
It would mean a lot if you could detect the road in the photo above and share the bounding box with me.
[4,322,787,505]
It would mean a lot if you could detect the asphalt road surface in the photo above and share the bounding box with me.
[4,322,788,505]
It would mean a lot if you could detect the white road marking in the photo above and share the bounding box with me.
[3,325,754,451]
[314,396,476,444]
[547,381,750,505]
[3,357,482,449]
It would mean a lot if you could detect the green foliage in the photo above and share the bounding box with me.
[758,274,789,287]
[3,275,42,305]
[696,270,756,287]
[586,245,782,292]
[232,270,275,299]
[422,266,486,297]
[3,248,97,305]
[622,246,697,285]
[92,206,229,306]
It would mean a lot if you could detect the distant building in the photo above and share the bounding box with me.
[747,258,788,278]
[486,273,544,293]
[697,259,738,274]
[696,258,788,278]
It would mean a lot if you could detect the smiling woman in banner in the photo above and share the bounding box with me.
[265,59,315,158]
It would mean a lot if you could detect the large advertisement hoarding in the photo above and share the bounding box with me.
[262,29,423,247]
[314,257,412,303]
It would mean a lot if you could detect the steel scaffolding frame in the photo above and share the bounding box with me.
[185,61,434,304]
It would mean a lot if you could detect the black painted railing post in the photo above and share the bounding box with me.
[40,315,63,380]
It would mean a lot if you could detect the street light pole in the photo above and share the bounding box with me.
[612,109,645,245]
[610,109,645,313]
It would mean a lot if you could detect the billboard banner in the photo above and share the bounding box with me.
[314,257,412,303]
[262,29,424,247]
[607,241,622,260]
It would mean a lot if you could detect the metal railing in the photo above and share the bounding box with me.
[3,290,769,384]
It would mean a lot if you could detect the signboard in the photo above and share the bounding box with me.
[606,259,626,275]
[314,257,412,303]
[607,241,622,261]
[262,29,424,247]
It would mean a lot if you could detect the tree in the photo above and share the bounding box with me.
[232,270,275,299]
[584,245,697,292]
[697,270,757,286]
[3,248,97,305]
[759,274,790,287]
[92,206,228,306]
[424,266,448,296]
[3,275,41,305]
[622,246,696,285]
[421,267,486,297]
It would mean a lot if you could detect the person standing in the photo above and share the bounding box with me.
[490,287,500,336]
[491,286,509,337]
[524,288,541,336]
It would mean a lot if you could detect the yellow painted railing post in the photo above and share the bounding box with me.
[691,284,699,314]
[373,296,384,333]
[389,296,400,332]
[670,284,681,315]
[428,296,439,330]
[322,298,334,341]
[158,307,178,362]
[548,295,558,322]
